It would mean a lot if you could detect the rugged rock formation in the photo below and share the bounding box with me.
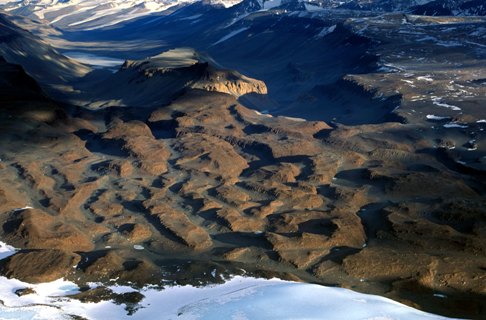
[81,48,267,108]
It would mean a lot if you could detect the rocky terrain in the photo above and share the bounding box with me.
[0,2,485,319]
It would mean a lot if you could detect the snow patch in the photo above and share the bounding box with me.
[426,115,450,121]
[280,116,306,122]
[12,206,33,212]
[417,76,434,82]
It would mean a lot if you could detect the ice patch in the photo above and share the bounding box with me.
[64,52,124,68]
[133,245,145,250]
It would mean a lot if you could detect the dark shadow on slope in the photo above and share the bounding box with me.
[273,79,403,125]
[392,279,486,319]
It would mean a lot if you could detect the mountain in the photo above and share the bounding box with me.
[56,0,383,123]
[77,47,267,107]
[338,0,433,12]
[0,0,243,30]
[338,0,486,15]
[2,0,484,32]
[410,0,486,16]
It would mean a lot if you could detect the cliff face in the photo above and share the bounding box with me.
[192,67,267,96]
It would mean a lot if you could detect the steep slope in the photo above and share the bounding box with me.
[0,56,67,124]
[0,56,47,103]
[0,12,90,98]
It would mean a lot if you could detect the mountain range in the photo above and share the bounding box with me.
[0,0,485,30]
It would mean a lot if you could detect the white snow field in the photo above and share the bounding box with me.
[0,241,457,320]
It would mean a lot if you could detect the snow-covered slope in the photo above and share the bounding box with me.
[0,277,457,319]
[0,243,454,320]
[0,0,243,30]
[1,0,483,31]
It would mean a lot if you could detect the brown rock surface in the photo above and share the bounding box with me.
[0,86,484,318]
[2,208,94,252]
[0,250,80,283]
[144,202,213,251]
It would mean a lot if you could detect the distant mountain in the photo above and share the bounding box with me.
[410,0,486,16]
[338,0,433,12]
[339,0,486,15]
[1,0,484,31]
[0,0,243,30]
